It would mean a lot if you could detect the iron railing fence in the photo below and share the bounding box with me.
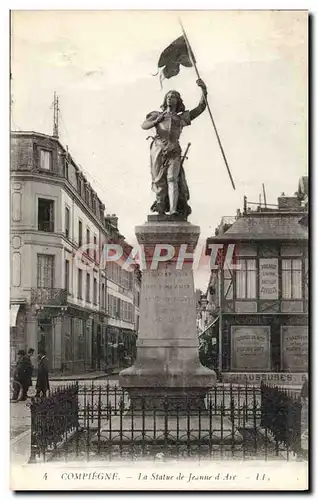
[28,382,304,463]
[29,384,78,461]
[260,382,302,456]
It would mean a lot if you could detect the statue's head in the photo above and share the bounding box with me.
[161,90,185,113]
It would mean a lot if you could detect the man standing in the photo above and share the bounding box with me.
[36,350,50,398]
[11,350,27,402]
[21,348,35,400]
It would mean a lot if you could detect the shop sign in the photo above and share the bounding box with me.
[231,326,270,371]
[259,258,279,299]
[222,372,308,386]
[281,326,308,371]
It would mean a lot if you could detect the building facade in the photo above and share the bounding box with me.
[205,186,308,385]
[10,131,140,374]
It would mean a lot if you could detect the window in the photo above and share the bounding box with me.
[86,272,90,302]
[93,236,97,262]
[282,259,302,299]
[37,255,54,288]
[101,283,105,309]
[107,294,117,317]
[85,187,91,206]
[136,315,139,333]
[116,297,121,318]
[78,269,83,299]
[64,159,69,179]
[40,149,52,170]
[38,198,54,232]
[86,228,90,256]
[65,260,70,293]
[76,173,81,194]
[78,220,83,247]
[92,196,96,213]
[65,207,70,239]
[121,269,129,289]
[236,259,256,299]
[93,277,97,305]
[128,271,133,290]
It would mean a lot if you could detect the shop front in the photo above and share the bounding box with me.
[220,314,308,386]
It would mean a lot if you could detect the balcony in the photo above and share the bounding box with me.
[31,287,68,306]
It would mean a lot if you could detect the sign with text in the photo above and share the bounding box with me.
[281,326,308,371]
[231,326,270,371]
[222,371,308,386]
[259,258,279,300]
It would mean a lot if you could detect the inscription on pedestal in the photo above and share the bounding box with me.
[119,220,216,396]
[140,267,195,340]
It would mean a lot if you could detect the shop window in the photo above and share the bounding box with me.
[64,330,73,362]
[77,320,85,361]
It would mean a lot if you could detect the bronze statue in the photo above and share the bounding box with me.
[141,79,208,219]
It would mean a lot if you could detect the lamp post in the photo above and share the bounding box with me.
[200,294,208,332]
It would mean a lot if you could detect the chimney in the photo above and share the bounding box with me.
[106,213,118,228]
[277,195,301,211]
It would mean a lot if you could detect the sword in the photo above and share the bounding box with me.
[181,142,191,168]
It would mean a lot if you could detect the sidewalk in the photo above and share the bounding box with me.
[48,370,111,381]
[10,369,120,385]
[10,400,31,465]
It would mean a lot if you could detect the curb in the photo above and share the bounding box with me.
[10,429,31,446]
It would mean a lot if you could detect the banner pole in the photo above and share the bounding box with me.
[179,20,236,191]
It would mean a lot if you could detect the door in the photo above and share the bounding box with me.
[37,321,53,371]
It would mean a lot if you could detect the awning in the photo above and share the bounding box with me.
[199,316,219,339]
[10,304,20,327]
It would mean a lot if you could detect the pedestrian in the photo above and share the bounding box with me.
[11,349,27,402]
[21,348,35,400]
[36,350,50,398]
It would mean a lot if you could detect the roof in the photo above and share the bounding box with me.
[208,212,308,242]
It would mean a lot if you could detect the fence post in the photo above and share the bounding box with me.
[260,382,265,428]
[28,399,37,464]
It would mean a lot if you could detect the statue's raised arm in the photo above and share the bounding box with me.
[189,79,208,121]
[141,79,208,219]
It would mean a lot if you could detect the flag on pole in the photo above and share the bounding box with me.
[155,36,196,87]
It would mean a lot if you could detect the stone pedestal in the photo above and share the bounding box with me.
[119,218,216,410]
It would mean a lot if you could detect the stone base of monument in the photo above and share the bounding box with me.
[92,413,243,445]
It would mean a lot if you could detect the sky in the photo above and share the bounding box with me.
[10,10,308,290]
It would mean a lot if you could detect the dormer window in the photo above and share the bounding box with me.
[40,149,52,171]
